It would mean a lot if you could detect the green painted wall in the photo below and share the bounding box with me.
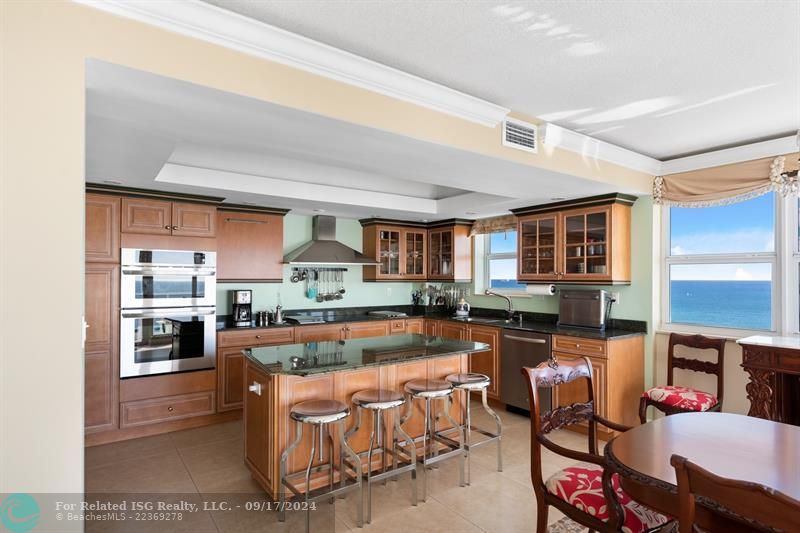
[465,196,655,386]
[217,214,421,314]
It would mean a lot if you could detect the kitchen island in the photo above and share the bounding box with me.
[242,334,490,498]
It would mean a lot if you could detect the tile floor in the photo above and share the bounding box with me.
[85,403,596,532]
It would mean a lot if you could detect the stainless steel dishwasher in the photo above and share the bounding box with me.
[501,330,552,413]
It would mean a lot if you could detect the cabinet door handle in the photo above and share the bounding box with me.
[167,406,174,412]
[164,225,171,229]
[503,335,547,344]
[248,382,262,396]
[171,225,178,230]
[255,335,262,339]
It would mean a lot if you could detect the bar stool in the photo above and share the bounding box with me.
[401,378,465,502]
[343,389,417,524]
[446,373,503,485]
[279,399,363,532]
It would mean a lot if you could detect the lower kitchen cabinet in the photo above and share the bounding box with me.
[217,327,295,412]
[347,321,391,339]
[404,318,424,334]
[84,263,119,433]
[244,363,274,490]
[440,320,468,341]
[294,323,346,343]
[467,325,501,399]
[424,319,441,337]
[550,334,643,439]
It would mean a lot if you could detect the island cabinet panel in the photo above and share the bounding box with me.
[244,352,469,498]
[440,321,468,341]
[84,263,119,433]
[216,210,283,281]
[217,327,295,412]
[551,335,644,439]
[85,193,120,263]
[467,325,501,399]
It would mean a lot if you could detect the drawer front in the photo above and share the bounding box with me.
[120,391,215,428]
[218,327,295,348]
[552,335,607,357]
[390,320,406,333]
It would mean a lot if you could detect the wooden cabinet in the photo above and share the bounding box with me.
[121,198,216,238]
[467,325,501,399]
[294,323,347,343]
[424,319,441,337]
[513,194,634,285]
[120,391,215,428]
[217,209,285,281]
[217,327,295,412]
[244,363,274,489]
[550,334,644,439]
[405,318,424,334]
[346,321,391,339]
[85,193,120,262]
[440,321,468,341]
[362,224,428,281]
[428,222,473,281]
[84,263,119,433]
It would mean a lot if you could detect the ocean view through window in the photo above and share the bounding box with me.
[487,231,525,290]
[665,193,776,331]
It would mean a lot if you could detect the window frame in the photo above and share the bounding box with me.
[660,193,787,337]
[480,231,529,296]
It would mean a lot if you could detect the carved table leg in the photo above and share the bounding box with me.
[744,367,776,421]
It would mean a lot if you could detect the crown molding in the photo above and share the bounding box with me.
[659,135,799,175]
[542,123,662,176]
[74,0,510,127]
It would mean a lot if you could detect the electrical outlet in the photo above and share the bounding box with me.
[611,292,620,304]
[387,287,392,297]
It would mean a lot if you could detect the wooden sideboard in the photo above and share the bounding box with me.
[739,336,800,425]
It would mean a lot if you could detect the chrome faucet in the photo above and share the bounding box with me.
[484,289,519,322]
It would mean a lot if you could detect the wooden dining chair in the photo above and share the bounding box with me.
[521,358,672,533]
[640,333,725,424]
[671,454,800,532]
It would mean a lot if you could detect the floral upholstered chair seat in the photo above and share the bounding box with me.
[642,385,718,412]
[545,462,671,533]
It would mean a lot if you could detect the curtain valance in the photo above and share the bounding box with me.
[654,154,798,207]
[469,214,516,236]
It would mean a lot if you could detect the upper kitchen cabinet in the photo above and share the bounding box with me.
[121,197,216,238]
[361,221,428,281]
[428,220,472,282]
[216,207,288,282]
[512,194,635,285]
[85,193,120,263]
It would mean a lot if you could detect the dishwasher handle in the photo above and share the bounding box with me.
[504,334,547,344]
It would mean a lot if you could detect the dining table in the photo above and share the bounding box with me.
[605,412,800,531]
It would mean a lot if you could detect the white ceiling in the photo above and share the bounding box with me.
[202,0,800,159]
[86,60,625,220]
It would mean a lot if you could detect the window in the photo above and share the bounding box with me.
[486,231,526,291]
[663,193,778,332]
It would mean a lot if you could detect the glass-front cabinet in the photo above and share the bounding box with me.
[363,224,427,280]
[428,229,453,278]
[517,214,558,280]
[513,195,633,284]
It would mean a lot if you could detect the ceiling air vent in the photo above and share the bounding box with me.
[502,118,538,154]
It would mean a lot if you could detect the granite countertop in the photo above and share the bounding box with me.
[217,305,645,340]
[243,333,489,376]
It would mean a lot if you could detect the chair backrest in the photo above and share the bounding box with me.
[667,333,726,403]
[521,357,599,484]
[671,454,800,533]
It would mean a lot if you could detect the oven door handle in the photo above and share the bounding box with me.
[122,266,216,276]
[121,308,216,319]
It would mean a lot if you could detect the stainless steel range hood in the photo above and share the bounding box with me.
[283,215,380,265]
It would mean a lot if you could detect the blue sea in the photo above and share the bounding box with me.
[671,280,772,330]
[492,279,772,331]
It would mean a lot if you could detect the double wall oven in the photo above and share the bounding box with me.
[120,248,217,378]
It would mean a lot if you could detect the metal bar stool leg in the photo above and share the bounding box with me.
[420,397,429,502]
[327,425,335,504]
[440,395,465,488]
[303,425,317,533]
[393,404,417,507]
[365,409,376,524]
[337,419,363,528]
[341,406,362,494]
[464,390,472,485]
[279,420,304,522]
[481,387,503,472]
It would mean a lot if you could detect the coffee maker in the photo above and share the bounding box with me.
[231,290,253,327]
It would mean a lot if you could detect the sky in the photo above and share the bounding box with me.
[670,192,775,281]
